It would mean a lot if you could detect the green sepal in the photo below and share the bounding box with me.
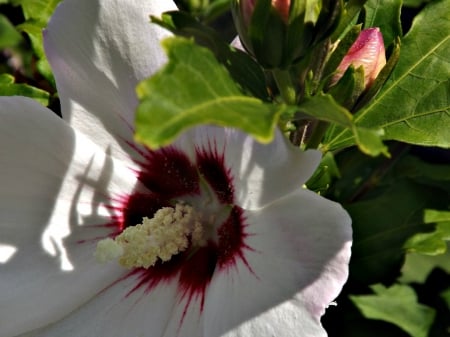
[306,151,341,194]
[328,65,366,109]
[331,0,368,40]
[322,24,362,86]
[353,36,401,111]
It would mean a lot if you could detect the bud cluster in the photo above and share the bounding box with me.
[232,0,341,69]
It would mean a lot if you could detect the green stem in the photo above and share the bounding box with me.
[272,69,297,105]
[305,120,329,150]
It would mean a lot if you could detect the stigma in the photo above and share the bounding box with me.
[95,203,206,269]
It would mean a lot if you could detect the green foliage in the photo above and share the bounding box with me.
[330,147,450,284]
[441,287,450,310]
[152,10,268,100]
[0,13,23,48]
[402,0,432,7]
[12,0,61,22]
[135,37,282,149]
[351,284,436,337]
[364,0,402,46]
[345,179,447,283]
[0,74,49,105]
[399,248,450,284]
[296,93,389,156]
[325,0,450,150]
[12,0,62,85]
[404,209,450,256]
[306,152,340,194]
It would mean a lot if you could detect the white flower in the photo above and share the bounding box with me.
[0,0,352,337]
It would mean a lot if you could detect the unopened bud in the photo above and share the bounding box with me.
[240,0,290,25]
[232,0,341,69]
[332,28,386,89]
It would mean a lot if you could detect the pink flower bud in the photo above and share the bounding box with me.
[272,0,290,22]
[241,0,290,25]
[332,28,386,89]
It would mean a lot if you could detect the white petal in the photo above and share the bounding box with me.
[25,274,200,337]
[0,97,138,336]
[187,126,321,209]
[204,189,352,337]
[44,0,177,162]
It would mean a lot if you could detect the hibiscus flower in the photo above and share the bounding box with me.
[0,0,352,336]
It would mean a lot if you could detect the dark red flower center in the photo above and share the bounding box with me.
[106,141,253,320]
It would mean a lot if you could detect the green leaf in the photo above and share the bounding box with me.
[135,37,282,149]
[0,14,23,48]
[297,93,354,127]
[331,0,368,41]
[404,209,450,255]
[325,0,450,150]
[346,179,448,284]
[0,74,49,106]
[441,287,450,310]
[0,74,14,85]
[352,125,389,156]
[152,11,269,100]
[399,247,450,284]
[12,0,61,22]
[14,0,61,86]
[364,0,402,46]
[424,209,450,223]
[402,0,431,7]
[404,222,450,255]
[16,21,54,85]
[351,284,436,337]
[394,155,450,193]
[294,93,388,156]
[306,151,340,194]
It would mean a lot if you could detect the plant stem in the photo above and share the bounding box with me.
[272,69,296,105]
[305,120,329,150]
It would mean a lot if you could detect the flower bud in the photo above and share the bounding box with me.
[232,0,341,69]
[332,28,386,89]
[240,0,290,25]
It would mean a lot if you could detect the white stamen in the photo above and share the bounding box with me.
[95,204,205,269]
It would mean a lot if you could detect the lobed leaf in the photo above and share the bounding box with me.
[135,37,282,149]
[351,284,436,337]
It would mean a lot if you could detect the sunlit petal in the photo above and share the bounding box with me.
[44,0,177,162]
[203,189,352,336]
[0,97,137,336]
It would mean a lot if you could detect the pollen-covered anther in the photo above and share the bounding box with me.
[95,203,206,269]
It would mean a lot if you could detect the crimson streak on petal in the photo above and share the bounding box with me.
[97,141,255,327]
[196,141,235,204]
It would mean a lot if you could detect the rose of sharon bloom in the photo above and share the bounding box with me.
[0,1,351,337]
[332,27,387,89]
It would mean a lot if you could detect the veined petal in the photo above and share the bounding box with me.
[23,275,183,337]
[184,126,321,210]
[203,189,352,337]
[0,97,138,337]
[44,0,177,162]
